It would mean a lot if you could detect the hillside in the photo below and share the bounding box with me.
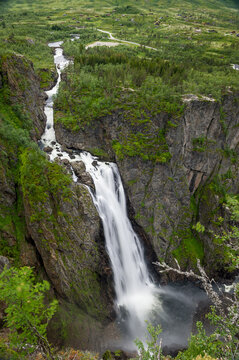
[0,0,238,359]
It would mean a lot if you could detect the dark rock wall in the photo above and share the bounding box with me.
[0,54,47,140]
[55,94,239,277]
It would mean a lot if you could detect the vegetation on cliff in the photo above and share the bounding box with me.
[0,266,57,358]
[0,0,239,358]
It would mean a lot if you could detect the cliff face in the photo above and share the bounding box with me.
[0,54,114,349]
[0,53,47,269]
[55,93,239,277]
[0,53,46,140]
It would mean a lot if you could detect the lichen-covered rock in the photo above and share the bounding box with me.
[0,256,10,273]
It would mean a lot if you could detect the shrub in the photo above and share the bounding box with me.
[0,266,58,358]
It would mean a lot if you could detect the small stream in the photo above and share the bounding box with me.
[40,34,207,353]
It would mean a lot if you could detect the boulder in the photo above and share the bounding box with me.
[71,161,94,188]
[0,256,10,273]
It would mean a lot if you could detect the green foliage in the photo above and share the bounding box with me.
[177,286,239,359]
[226,194,239,221]
[114,5,141,14]
[56,44,185,133]
[222,145,237,164]
[112,130,172,163]
[176,321,220,359]
[20,148,72,223]
[88,147,109,159]
[192,137,207,152]
[212,194,239,271]
[192,222,205,233]
[172,228,204,266]
[135,322,162,360]
[0,340,21,360]
[0,266,58,356]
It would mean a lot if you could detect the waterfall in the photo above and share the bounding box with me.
[40,37,204,350]
[81,153,160,338]
[40,42,160,335]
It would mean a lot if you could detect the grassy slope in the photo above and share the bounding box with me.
[0,0,238,167]
[0,0,238,87]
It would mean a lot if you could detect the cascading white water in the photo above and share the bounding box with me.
[81,153,160,337]
[40,37,162,342]
[40,36,205,350]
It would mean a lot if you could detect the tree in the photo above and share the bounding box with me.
[154,259,239,360]
[0,266,58,359]
[135,322,163,360]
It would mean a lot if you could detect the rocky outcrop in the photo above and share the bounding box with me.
[0,256,10,273]
[0,53,47,268]
[0,53,46,140]
[17,146,114,321]
[55,93,239,277]
[24,180,111,316]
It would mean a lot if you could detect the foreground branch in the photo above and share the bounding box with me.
[153,258,225,317]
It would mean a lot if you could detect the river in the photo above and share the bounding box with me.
[40,32,207,354]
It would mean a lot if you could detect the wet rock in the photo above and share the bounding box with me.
[43,146,53,153]
[71,161,94,187]
[55,121,113,161]
[162,344,186,357]
[66,148,73,154]
[54,157,72,172]
[62,158,70,165]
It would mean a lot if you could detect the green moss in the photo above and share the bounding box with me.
[88,147,109,159]
[0,200,26,263]
[112,129,172,163]
[0,151,26,264]
[221,145,237,164]
[37,68,55,89]
[49,301,105,348]
[74,268,106,318]
[172,229,204,266]
[192,137,207,152]
[20,148,72,224]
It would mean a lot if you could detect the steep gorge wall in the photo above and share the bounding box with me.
[0,50,238,350]
[0,54,114,349]
[55,93,239,278]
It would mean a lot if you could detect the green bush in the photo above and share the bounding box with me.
[135,322,162,360]
[0,266,58,357]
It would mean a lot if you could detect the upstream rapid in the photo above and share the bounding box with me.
[40,34,206,352]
